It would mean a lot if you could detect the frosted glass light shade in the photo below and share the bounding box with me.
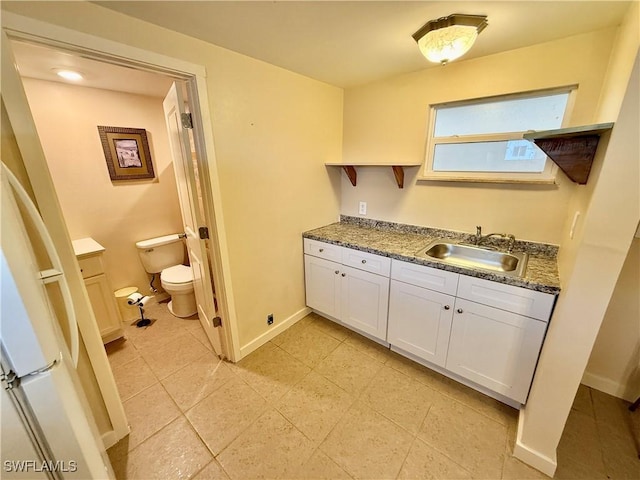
[418,25,478,64]
[412,14,488,65]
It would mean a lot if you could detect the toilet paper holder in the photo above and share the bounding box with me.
[127,293,154,328]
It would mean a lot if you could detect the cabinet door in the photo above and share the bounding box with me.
[388,280,454,367]
[84,274,123,343]
[446,298,547,403]
[304,254,341,319]
[340,266,389,341]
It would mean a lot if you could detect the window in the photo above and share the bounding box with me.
[420,87,576,183]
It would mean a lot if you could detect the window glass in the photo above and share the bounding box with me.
[433,140,547,173]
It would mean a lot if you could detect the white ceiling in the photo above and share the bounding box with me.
[93,1,632,88]
[11,1,632,95]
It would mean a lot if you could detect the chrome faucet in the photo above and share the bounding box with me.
[474,226,517,253]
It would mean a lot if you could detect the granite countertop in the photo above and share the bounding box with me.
[303,216,561,295]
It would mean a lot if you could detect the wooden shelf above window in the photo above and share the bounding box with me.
[325,162,422,188]
[524,123,614,185]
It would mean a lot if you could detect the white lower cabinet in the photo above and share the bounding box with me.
[446,298,548,404]
[303,239,390,341]
[387,280,454,368]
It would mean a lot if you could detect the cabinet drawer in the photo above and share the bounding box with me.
[77,255,104,279]
[303,239,343,263]
[391,259,459,296]
[342,248,391,277]
[457,275,555,322]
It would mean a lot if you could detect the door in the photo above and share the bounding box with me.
[446,298,547,403]
[304,254,341,319]
[163,83,224,356]
[340,266,390,341]
[388,280,454,367]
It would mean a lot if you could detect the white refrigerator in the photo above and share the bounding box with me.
[1,163,114,479]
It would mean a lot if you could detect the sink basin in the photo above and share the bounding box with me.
[416,240,528,277]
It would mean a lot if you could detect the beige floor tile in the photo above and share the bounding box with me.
[320,401,413,479]
[105,337,140,368]
[361,365,436,434]
[230,343,311,403]
[186,376,267,455]
[344,331,392,363]
[124,417,213,480]
[310,315,351,341]
[444,379,519,427]
[501,455,549,480]
[276,371,354,442]
[314,343,383,394]
[271,314,316,347]
[122,302,188,351]
[111,356,158,401]
[557,409,606,474]
[572,383,595,417]
[418,392,507,478]
[161,354,235,411]
[278,324,341,368]
[139,331,212,380]
[192,459,230,480]
[398,438,472,480]
[554,457,607,480]
[122,383,181,450]
[217,409,315,479]
[281,449,353,480]
[385,350,455,394]
[188,323,215,352]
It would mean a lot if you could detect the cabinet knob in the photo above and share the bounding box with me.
[319,248,324,252]
[335,270,339,274]
[457,308,464,314]
[444,305,450,310]
[361,259,367,264]
[341,273,346,277]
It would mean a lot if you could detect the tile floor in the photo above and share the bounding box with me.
[106,305,639,479]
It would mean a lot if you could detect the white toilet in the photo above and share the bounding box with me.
[135,234,197,318]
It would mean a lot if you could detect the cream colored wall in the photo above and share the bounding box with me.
[584,238,640,401]
[341,29,617,244]
[2,1,344,351]
[21,78,184,294]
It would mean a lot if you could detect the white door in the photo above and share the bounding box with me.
[163,83,223,356]
[388,280,454,367]
[304,255,341,319]
[340,266,390,341]
[446,298,547,403]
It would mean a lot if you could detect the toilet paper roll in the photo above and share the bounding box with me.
[137,295,153,308]
[127,292,143,305]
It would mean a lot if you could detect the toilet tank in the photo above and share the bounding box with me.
[135,234,185,274]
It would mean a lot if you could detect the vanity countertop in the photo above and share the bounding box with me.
[72,237,105,257]
[303,217,561,295]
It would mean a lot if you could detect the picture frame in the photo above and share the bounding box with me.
[97,126,155,181]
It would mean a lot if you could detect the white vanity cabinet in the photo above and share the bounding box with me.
[72,238,123,344]
[387,260,458,367]
[304,239,390,341]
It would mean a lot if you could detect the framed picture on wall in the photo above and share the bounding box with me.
[97,126,155,181]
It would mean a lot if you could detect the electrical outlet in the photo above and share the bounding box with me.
[359,201,367,215]
[267,314,274,325]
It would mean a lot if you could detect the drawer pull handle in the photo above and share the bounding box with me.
[361,259,367,264]
[341,273,346,277]
[335,270,339,274]
[457,308,464,314]
[444,305,450,310]
[319,248,324,252]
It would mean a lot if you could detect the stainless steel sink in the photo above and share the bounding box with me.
[416,240,528,277]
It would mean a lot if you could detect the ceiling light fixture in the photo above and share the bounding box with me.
[412,14,488,65]
[55,69,84,81]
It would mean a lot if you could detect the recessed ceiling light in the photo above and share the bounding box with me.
[55,69,84,81]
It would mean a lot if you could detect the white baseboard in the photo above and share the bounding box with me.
[581,371,635,402]
[513,409,557,477]
[239,307,311,359]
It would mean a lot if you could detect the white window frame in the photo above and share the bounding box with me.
[419,86,578,184]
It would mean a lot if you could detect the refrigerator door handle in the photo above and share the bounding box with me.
[1,163,80,367]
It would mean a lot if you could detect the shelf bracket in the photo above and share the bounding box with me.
[342,166,357,186]
[391,166,405,188]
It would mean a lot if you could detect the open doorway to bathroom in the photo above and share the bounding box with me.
[8,38,232,436]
